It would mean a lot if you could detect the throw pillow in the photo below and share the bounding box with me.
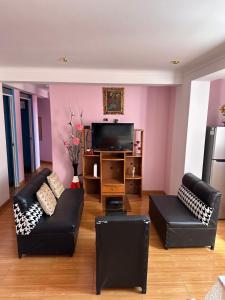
[36,183,57,216]
[47,172,65,199]
[177,184,213,226]
[13,202,43,235]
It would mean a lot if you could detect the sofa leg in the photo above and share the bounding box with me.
[164,246,168,250]
[96,288,101,295]
[142,286,147,294]
[211,245,215,250]
[18,252,22,258]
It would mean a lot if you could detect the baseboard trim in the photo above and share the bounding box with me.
[142,190,166,195]
[0,199,10,211]
[40,160,53,164]
[19,179,25,186]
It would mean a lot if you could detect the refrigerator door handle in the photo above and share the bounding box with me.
[215,159,225,162]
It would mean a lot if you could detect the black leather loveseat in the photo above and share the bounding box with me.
[13,168,84,257]
[149,173,221,249]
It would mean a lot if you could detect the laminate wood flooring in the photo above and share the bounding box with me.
[0,193,225,300]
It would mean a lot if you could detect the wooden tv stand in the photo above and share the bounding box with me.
[83,129,143,201]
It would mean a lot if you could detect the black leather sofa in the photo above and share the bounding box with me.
[149,173,221,249]
[95,215,150,294]
[14,168,84,257]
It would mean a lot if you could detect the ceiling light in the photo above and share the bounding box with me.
[59,57,69,64]
[170,60,180,65]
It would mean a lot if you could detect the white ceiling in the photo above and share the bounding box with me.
[1,0,225,71]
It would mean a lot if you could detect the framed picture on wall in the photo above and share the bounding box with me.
[103,87,124,114]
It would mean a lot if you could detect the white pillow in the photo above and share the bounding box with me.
[36,183,57,216]
[47,172,65,199]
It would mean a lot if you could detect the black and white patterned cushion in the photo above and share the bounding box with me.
[177,184,213,226]
[13,202,43,235]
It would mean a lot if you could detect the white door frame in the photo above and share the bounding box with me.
[20,96,36,173]
[3,90,20,187]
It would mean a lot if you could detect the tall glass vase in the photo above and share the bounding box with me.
[71,163,80,189]
[72,163,78,176]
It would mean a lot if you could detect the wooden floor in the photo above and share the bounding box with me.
[1,191,225,299]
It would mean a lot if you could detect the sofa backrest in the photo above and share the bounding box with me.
[182,173,222,223]
[14,168,52,213]
[95,215,150,290]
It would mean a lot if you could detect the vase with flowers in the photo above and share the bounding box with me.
[64,109,83,189]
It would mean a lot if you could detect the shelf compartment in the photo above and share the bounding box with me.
[125,176,142,180]
[103,179,124,184]
[84,175,100,180]
[84,179,100,194]
[102,152,125,159]
[125,157,142,178]
[126,154,142,158]
[125,179,141,194]
[84,156,100,177]
[102,160,124,183]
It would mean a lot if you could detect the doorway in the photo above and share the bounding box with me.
[2,87,19,187]
[3,95,14,186]
[20,93,36,174]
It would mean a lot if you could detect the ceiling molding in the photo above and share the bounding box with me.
[0,67,182,85]
[182,42,225,80]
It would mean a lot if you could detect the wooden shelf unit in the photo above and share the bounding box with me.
[82,128,143,200]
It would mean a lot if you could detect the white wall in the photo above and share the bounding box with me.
[14,89,24,183]
[32,95,40,170]
[167,81,191,193]
[0,67,182,85]
[0,82,10,206]
[167,51,225,194]
[184,81,210,177]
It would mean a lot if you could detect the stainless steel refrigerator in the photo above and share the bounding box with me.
[202,126,225,219]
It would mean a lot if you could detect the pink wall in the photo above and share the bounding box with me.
[207,79,225,126]
[49,84,175,191]
[38,98,52,162]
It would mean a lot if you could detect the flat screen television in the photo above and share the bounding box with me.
[92,123,134,151]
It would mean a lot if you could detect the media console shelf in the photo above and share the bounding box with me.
[83,129,143,201]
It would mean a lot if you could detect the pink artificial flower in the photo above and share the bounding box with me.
[63,140,69,146]
[75,123,83,131]
[73,137,80,145]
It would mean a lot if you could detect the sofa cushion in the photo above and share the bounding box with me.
[182,173,201,193]
[178,185,213,226]
[32,188,84,234]
[13,202,43,235]
[38,168,52,178]
[36,183,57,216]
[47,172,65,199]
[150,195,207,228]
[14,175,47,213]
[193,180,220,208]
